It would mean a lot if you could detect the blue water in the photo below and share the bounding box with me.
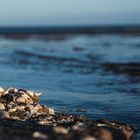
[0,35,140,139]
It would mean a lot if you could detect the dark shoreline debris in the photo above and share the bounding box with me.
[0,87,135,140]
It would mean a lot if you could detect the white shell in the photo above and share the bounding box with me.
[26,90,34,97]
[26,90,41,98]
[34,92,42,97]
[48,108,55,115]
[4,87,18,94]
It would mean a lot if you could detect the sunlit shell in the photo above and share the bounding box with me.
[48,108,55,115]
[32,131,48,139]
[0,92,3,98]
[34,92,42,97]
[9,108,17,113]
[26,90,34,97]
[0,87,55,121]
[0,103,5,110]
[53,127,68,134]
[4,87,18,94]
[16,97,26,103]
[21,93,33,103]
[0,87,4,93]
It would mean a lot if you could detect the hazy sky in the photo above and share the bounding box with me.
[0,0,140,26]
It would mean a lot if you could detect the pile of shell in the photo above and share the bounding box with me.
[0,87,54,120]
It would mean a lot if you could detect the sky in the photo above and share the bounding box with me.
[0,0,140,26]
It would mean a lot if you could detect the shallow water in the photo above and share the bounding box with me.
[0,35,140,139]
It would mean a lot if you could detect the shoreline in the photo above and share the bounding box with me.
[0,87,135,140]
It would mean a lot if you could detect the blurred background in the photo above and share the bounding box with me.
[0,0,140,139]
[0,0,140,26]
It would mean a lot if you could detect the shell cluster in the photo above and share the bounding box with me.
[0,87,54,120]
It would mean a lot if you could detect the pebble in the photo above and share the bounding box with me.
[32,131,48,139]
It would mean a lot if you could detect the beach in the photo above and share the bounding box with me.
[0,27,140,139]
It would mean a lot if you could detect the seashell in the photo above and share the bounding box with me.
[4,87,18,94]
[0,92,3,98]
[0,87,4,93]
[9,106,25,113]
[21,93,33,103]
[53,126,68,134]
[35,104,42,110]
[26,91,41,98]
[0,103,5,110]
[18,89,27,93]
[97,123,107,127]
[16,97,26,103]
[26,90,34,97]
[25,105,33,111]
[34,92,42,97]
[37,120,54,125]
[40,106,55,115]
[0,111,9,119]
[48,108,55,115]
[0,87,4,97]
[26,91,41,102]
[82,136,97,140]
[3,94,15,102]
[32,131,48,140]
[9,108,17,113]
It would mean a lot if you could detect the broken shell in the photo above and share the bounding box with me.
[4,87,18,94]
[0,103,5,110]
[53,126,68,134]
[82,136,97,140]
[0,87,4,93]
[49,108,55,115]
[26,90,34,97]
[9,108,17,113]
[32,131,48,140]
[0,92,2,98]
[0,87,55,121]
[21,93,33,103]
[16,97,26,103]
[34,92,42,97]
[0,111,9,119]
[26,91,41,99]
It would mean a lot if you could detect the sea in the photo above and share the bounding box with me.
[0,26,140,139]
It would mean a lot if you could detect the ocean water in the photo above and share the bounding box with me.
[0,34,140,139]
